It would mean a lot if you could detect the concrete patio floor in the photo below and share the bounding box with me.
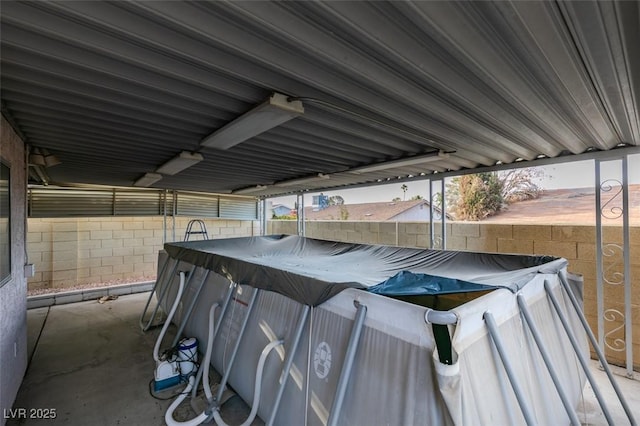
[10,292,259,426]
[8,292,640,425]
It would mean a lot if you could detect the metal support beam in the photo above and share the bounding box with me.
[556,274,637,425]
[429,180,434,249]
[191,281,238,402]
[516,295,580,425]
[139,257,179,332]
[429,179,446,249]
[215,287,260,404]
[483,311,536,426]
[259,198,267,236]
[171,269,211,347]
[327,301,367,426]
[296,193,306,236]
[544,280,617,425]
[595,155,633,378]
[267,305,311,426]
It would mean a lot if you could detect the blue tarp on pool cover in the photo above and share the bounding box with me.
[368,270,500,296]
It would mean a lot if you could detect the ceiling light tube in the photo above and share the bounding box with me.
[134,172,162,187]
[275,173,330,187]
[348,150,449,174]
[233,185,269,195]
[41,148,61,167]
[200,93,304,150]
[155,151,204,175]
[28,147,46,167]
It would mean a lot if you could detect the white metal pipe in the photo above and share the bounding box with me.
[440,178,447,249]
[140,257,178,332]
[172,269,211,348]
[429,180,434,249]
[191,282,237,402]
[215,288,260,404]
[621,155,633,378]
[555,274,637,425]
[327,301,367,426]
[267,305,310,426]
[516,295,581,426]
[544,280,616,425]
[483,311,537,426]
[594,160,604,352]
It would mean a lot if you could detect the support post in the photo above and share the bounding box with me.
[260,198,267,236]
[139,257,179,332]
[215,287,260,404]
[516,295,580,425]
[483,311,536,426]
[556,274,637,425]
[327,301,367,426]
[267,305,310,426]
[297,194,306,236]
[191,282,238,402]
[544,280,617,425]
[622,156,632,378]
[171,269,211,347]
[594,156,633,378]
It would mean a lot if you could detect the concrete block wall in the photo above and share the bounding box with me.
[27,217,258,290]
[269,220,639,369]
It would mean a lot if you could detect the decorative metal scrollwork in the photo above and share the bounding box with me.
[600,179,623,219]
[603,309,626,352]
[431,192,443,221]
[602,243,624,285]
[432,235,443,249]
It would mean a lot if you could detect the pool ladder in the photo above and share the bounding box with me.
[184,219,208,241]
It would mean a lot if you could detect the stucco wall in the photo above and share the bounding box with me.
[0,117,27,422]
[268,220,639,369]
[27,217,259,290]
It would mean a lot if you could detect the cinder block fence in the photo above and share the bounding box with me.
[269,220,639,370]
[27,217,258,290]
[26,217,638,370]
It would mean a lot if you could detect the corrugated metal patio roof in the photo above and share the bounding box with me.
[1,1,638,197]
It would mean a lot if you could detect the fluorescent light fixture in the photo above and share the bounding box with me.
[233,185,269,195]
[348,150,449,174]
[28,147,46,166]
[155,151,204,175]
[200,93,304,150]
[40,149,61,167]
[275,173,330,187]
[134,172,162,187]
[29,147,61,167]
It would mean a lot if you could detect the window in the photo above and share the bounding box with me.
[0,161,10,287]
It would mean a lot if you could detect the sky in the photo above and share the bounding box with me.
[271,154,639,207]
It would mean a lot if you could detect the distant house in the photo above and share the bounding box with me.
[304,199,449,221]
[270,203,295,217]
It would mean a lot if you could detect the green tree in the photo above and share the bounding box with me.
[410,195,423,200]
[447,168,542,220]
[401,184,408,201]
[447,173,503,220]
